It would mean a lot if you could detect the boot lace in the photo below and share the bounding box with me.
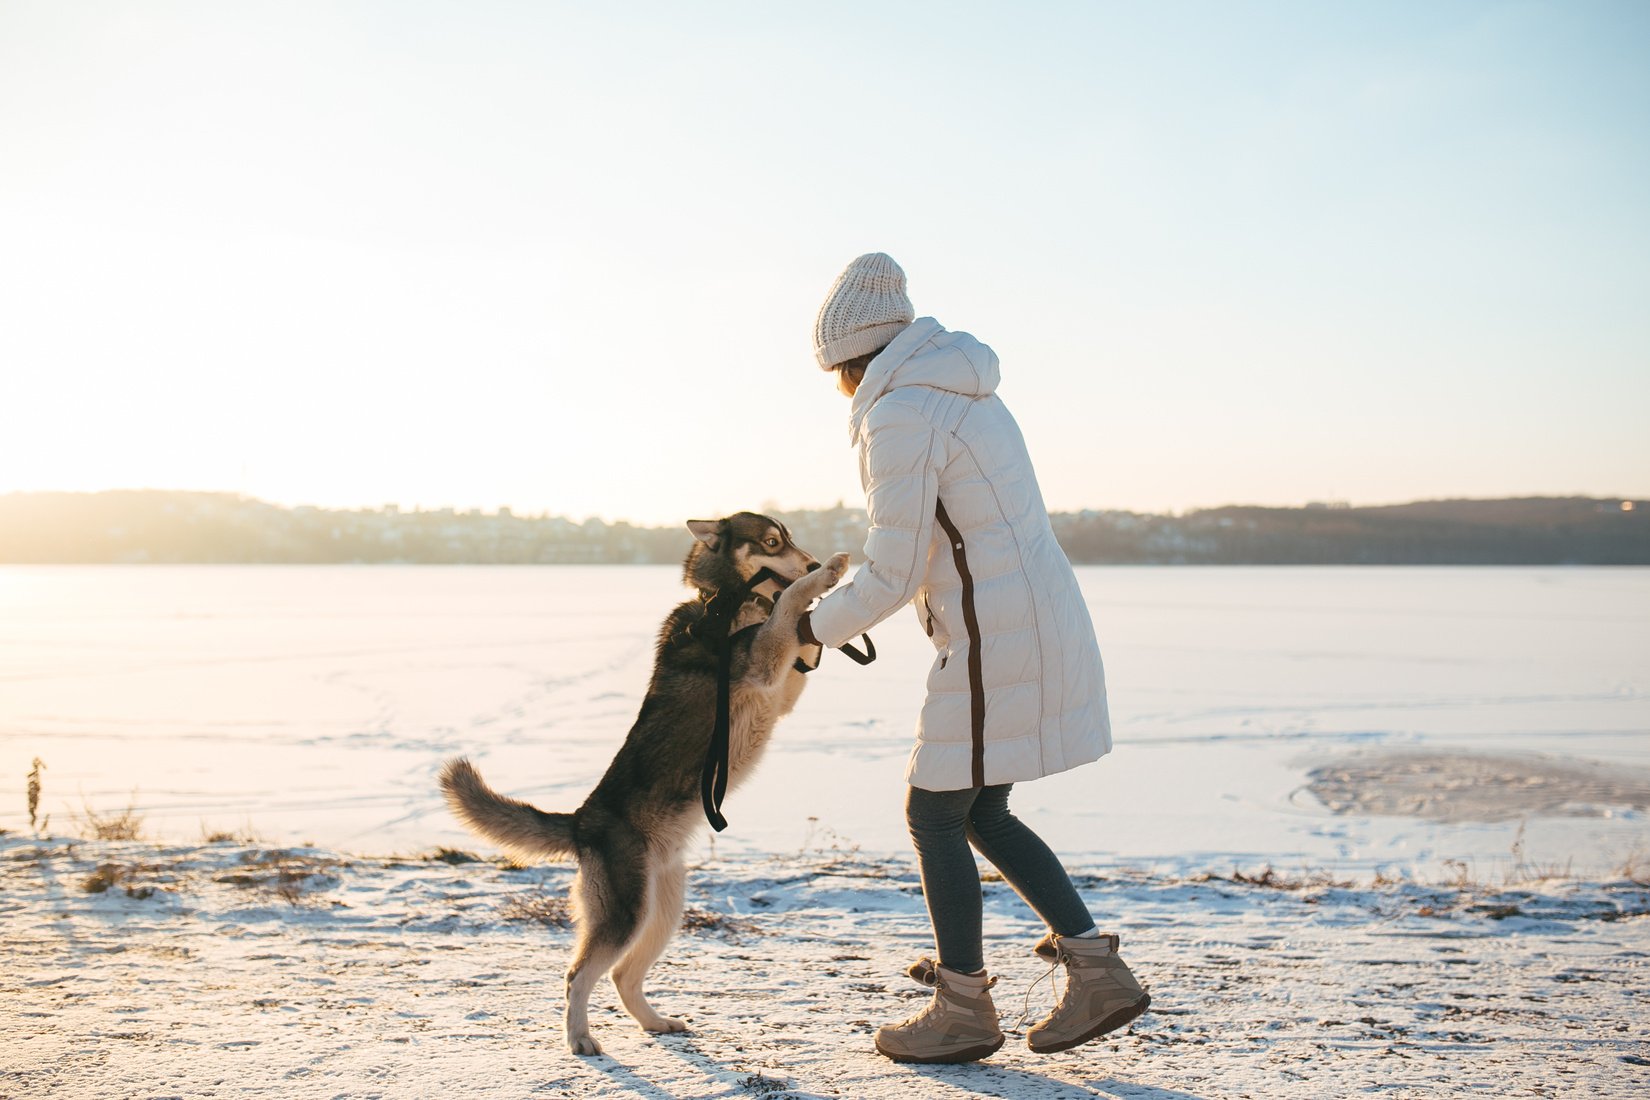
[1016,949,1065,1029]
[901,969,1001,1030]
[896,971,947,1029]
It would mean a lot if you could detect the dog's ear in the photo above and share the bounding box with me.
[686,519,724,551]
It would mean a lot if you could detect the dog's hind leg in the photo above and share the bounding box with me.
[564,858,644,1056]
[612,854,688,1033]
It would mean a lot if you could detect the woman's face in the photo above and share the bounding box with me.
[834,360,869,397]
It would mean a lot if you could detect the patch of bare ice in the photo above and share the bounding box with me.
[1305,750,1650,823]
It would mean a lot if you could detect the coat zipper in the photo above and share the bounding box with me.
[934,498,985,788]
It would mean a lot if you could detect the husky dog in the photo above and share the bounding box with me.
[440,512,847,1055]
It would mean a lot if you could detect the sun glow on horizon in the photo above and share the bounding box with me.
[2,2,1646,519]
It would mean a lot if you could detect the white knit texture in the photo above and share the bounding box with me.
[813,252,915,369]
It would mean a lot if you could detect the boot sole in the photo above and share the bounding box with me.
[876,1033,1005,1064]
[1028,993,1151,1055]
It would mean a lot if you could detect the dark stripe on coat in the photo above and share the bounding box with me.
[934,498,985,787]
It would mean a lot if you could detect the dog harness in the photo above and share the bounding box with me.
[698,566,875,832]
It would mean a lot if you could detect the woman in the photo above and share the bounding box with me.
[797,253,1149,1064]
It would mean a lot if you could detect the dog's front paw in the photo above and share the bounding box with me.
[569,1032,604,1056]
[785,553,850,605]
[820,552,850,586]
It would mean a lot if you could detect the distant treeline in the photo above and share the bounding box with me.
[0,490,1645,565]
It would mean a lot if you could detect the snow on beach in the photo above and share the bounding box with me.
[4,837,1648,1098]
[3,565,1650,1097]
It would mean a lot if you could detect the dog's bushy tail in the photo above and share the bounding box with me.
[439,757,577,862]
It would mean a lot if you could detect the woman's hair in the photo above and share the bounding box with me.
[833,347,885,397]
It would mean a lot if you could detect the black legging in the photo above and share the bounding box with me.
[906,784,1096,974]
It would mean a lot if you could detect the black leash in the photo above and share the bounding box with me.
[699,568,876,832]
[701,621,737,832]
[837,635,877,665]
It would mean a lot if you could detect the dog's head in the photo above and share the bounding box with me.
[683,512,819,598]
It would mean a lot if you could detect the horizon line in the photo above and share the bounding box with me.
[1,486,1643,526]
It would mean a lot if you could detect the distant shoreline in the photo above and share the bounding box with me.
[2,489,1645,566]
[5,561,1648,568]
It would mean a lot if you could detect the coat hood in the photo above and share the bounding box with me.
[847,318,1001,443]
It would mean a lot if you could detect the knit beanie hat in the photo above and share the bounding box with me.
[812,252,914,370]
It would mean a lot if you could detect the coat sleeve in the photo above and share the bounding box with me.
[807,408,942,648]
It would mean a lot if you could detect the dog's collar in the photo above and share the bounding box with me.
[689,566,794,643]
[743,566,792,604]
[696,566,792,610]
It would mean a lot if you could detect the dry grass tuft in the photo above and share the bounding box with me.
[1440,858,1476,890]
[499,889,573,927]
[1504,857,1574,885]
[27,757,48,835]
[680,906,759,936]
[738,1071,790,1094]
[272,878,307,906]
[201,821,261,845]
[495,892,761,937]
[81,862,161,899]
[427,847,481,865]
[1504,823,1574,885]
[74,793,144,841]
[1465,901,1526,920]
[213,850,340,906]
[1202,865,1355,891]
[81,863,123,893]
[798,816,865,872]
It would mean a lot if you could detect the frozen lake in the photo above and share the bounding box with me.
[2,565,1646,877]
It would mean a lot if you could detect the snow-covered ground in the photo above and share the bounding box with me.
[2,565,1648,1096]
[4,837,1647,1098]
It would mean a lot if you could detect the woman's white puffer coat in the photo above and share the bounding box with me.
[808,317,1111,791]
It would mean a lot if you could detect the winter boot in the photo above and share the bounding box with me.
[1026,932,1150,1054]
[874,964,1005,1064]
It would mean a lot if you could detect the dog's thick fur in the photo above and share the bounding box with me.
[440,512,845,1055]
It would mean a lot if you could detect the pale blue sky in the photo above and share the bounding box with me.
[1,1,1645,522]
